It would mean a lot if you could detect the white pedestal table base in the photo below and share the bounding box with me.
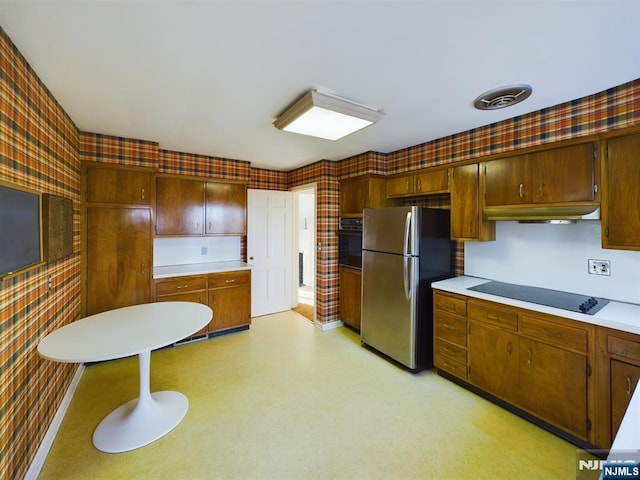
[92,349,189,453]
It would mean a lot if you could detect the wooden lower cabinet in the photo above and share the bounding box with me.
[436,294,592,443]
[518,337,588,439]
[208,270,251,333]
[468,321,520,401]
[155,275,209,339]
[154,270,251,337]
[339,266,361,330]
[596,328,640,446]
[433,291,468,380]
[610,359,640,440]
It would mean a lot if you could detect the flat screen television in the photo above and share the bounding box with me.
[0,182,43,278]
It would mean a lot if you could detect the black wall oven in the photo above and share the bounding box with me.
[338,217,363,269]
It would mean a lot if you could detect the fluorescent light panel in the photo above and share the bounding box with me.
[274,90,384,141]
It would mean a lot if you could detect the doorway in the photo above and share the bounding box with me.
[291,184,316,322]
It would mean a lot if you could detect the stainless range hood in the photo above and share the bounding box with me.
[484,204,600,222]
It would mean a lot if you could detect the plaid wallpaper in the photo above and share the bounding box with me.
[79,132,159,167]
[2,22,640,480]
[1,28,81,480]
[160,149,250,181]
[386,80,640,174]
[289,160,340,322]
[249,167,288,191]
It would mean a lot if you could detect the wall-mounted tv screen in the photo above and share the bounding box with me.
[0,183,43,277]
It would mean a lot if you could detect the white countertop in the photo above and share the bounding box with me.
[431,275,640,336]
[153,261,250,279]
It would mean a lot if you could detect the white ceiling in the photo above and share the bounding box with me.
[1,1,639,171]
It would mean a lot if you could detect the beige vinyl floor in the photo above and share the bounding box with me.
[39,311,585,479]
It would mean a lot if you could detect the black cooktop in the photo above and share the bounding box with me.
[468,281,609,315]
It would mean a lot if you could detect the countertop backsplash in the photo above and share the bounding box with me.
[464,220,640,305]
[154,236,241,267]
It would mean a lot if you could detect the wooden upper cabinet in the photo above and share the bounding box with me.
[531,143,595,203]
[485,155,532,206]
[450,163,495,241]
[205,182,247,235]
[484,142,596,207]
[414,169,448,194]
[386,169,448,198]
[386,175,414,197]
[156,177,205,235]
[602,132,640,250]
[156,176,247,236]
[339,176,390,216]
[85,165,153,205]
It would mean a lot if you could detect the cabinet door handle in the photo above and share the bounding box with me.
[406,179,411,192]
[141,188,145,200]
[527,348,532,364]
[417,179,422,191]
[176,284,189,289]
[208,222,212,231]
[141,263,145,274]
[487,314,499,320]
[519,183,524,198]
[444,302,457,312]
[442,323,455,331]
[539,183,545,198]
[225,279,236,284]
[506,341,512,355]
[627,376,632,396]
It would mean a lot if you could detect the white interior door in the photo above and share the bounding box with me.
[247,189,293,317]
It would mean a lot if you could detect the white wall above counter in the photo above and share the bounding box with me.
[154,236,241,267]
[464,220,640,305]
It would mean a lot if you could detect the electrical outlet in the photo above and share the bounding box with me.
[588,259,611,276]
[201,246,208,255]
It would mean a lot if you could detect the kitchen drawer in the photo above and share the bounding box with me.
[608,334,640,363]
[208,270,250,288]
[434,311,467,347]
[520,314,588,353]
[468,299,518,331]
[434,291,467,317]
[155,276,207,297]
[435,353,468,380]
[435,338,467,363]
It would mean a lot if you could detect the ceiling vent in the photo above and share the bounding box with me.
[473,84,533,110]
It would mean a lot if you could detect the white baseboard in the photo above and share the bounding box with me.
[314,319,343,331]
[25,363,85,480]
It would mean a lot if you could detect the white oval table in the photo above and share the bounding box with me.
[38,301,212,453]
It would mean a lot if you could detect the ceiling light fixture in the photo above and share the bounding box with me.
[273,90,384,141]
[473,84,533,110]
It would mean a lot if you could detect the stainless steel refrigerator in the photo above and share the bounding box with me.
[361,206,453,371]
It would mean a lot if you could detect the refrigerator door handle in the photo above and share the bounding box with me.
[403,256,412,300]
[403,211,412,257]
